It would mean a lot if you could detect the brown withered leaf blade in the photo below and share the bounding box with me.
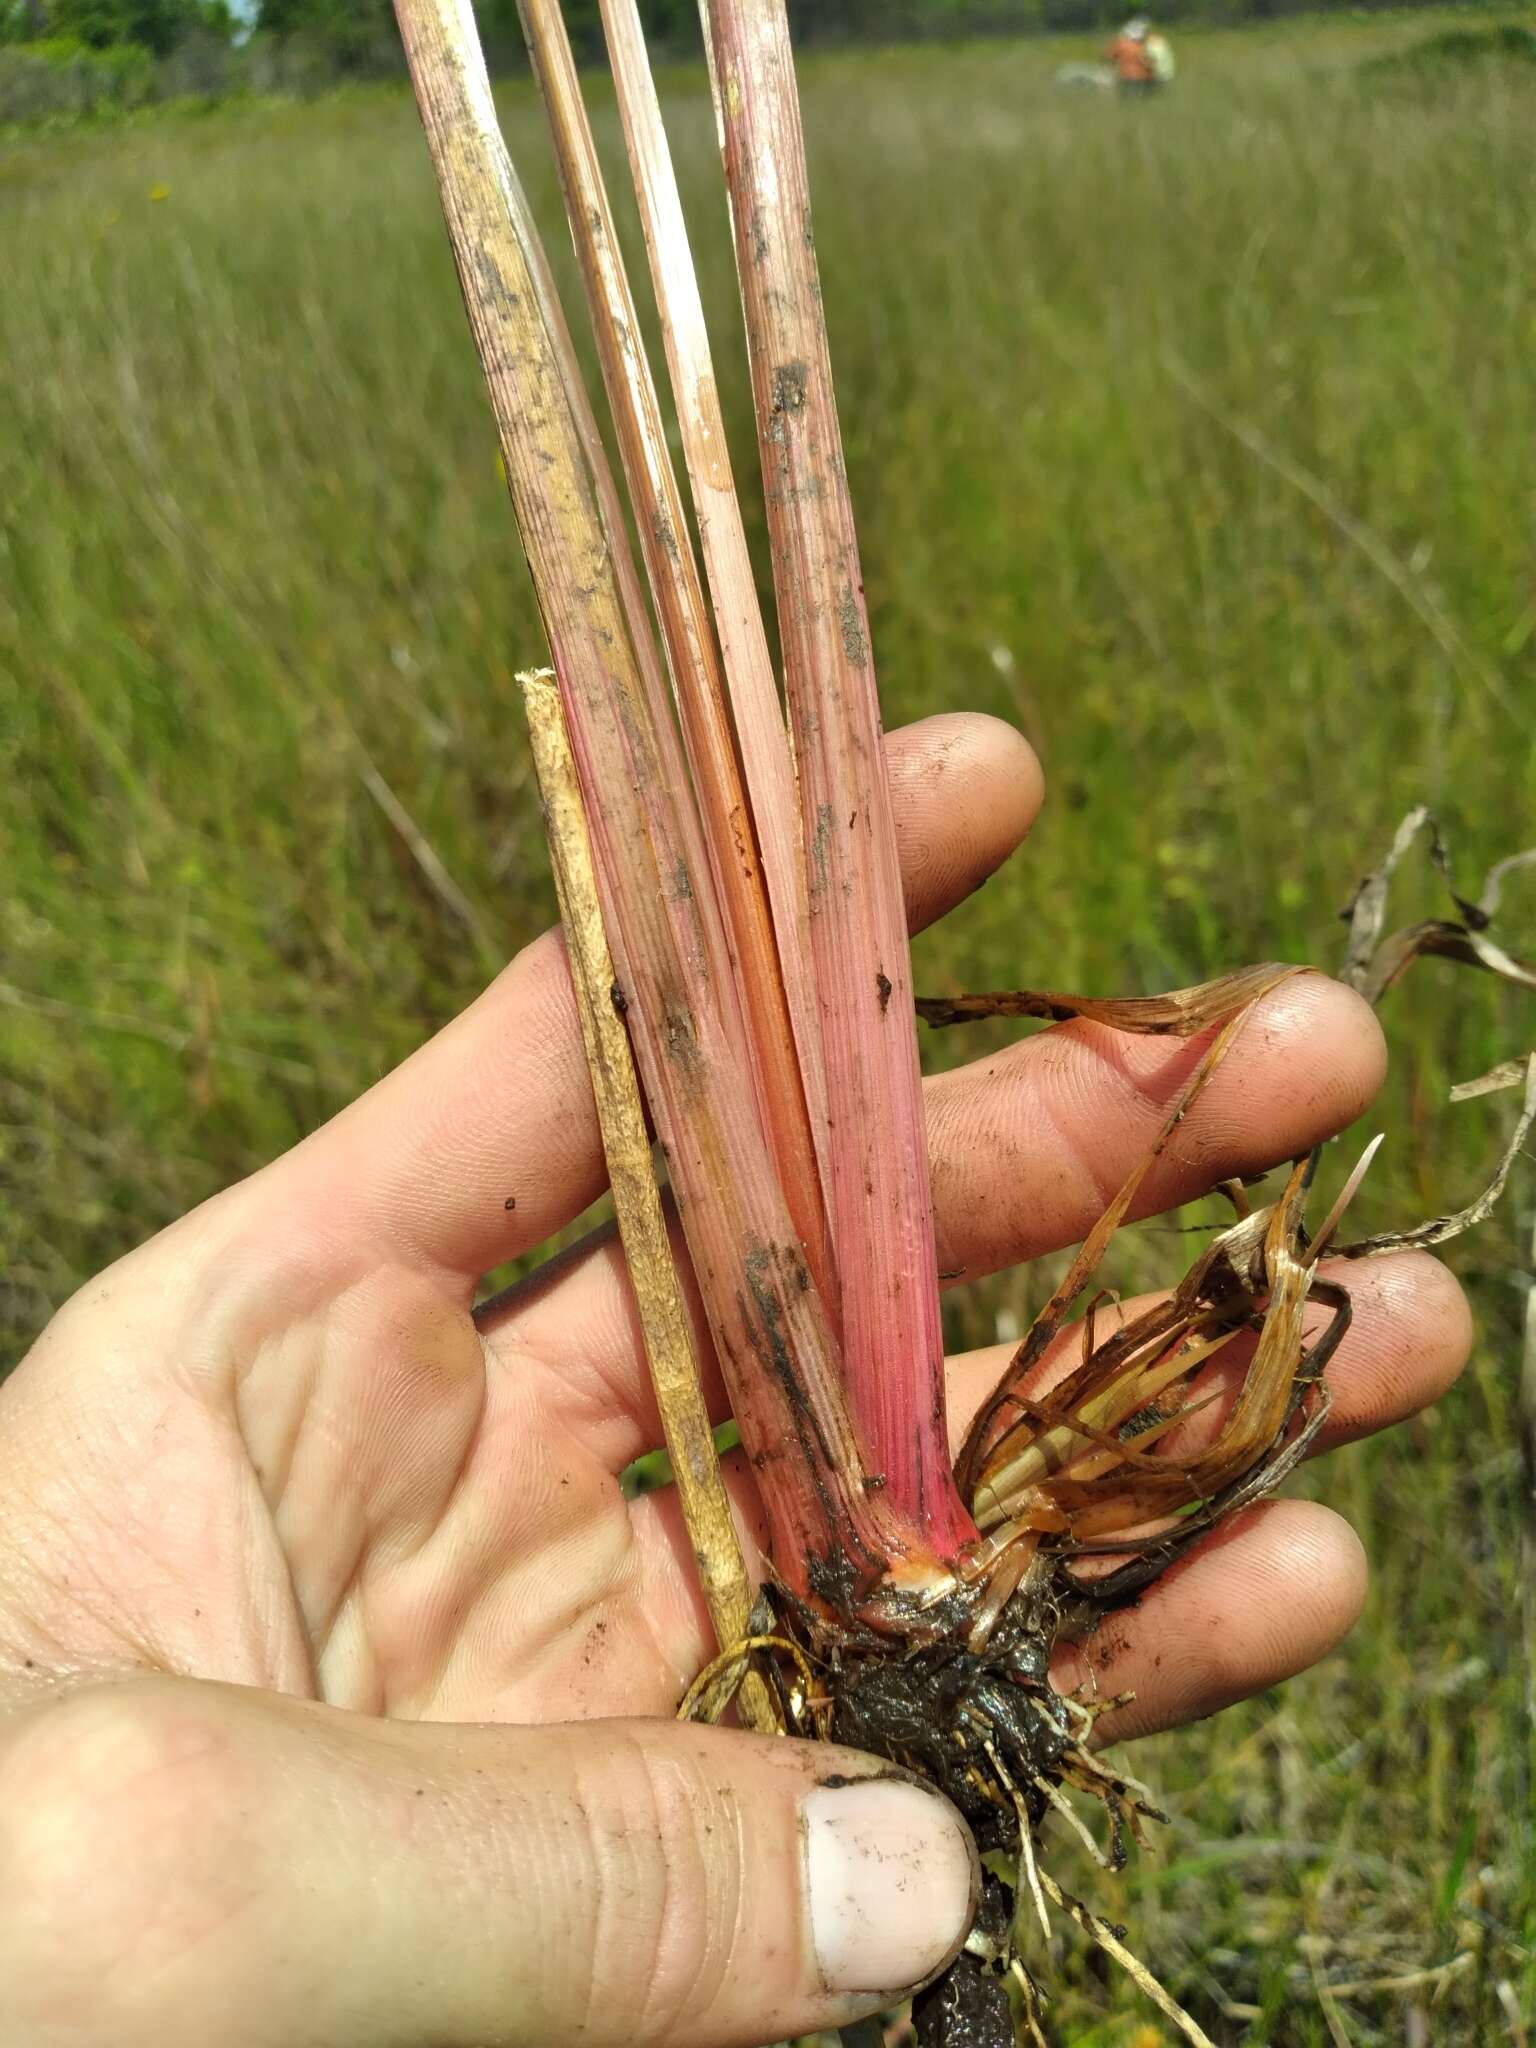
[1340,803,1433,988]
[1340,809,1536,1004]
[968,1155,1350,1599]
[953,966,1311,1499]
[917,961,1299,1034]
[1337,1054,1536,1261]
[956,809,1532,1602]
[1329,812,1536,1254]
[1450,1057,1534,1103]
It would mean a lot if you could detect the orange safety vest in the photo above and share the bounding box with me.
[1107,32,1154,81]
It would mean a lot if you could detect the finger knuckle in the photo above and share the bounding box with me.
[570,1728,746,2045]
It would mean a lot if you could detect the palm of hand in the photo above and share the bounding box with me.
[7,1219,701,1729]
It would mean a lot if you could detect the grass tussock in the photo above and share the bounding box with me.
[2,13,1533,2039]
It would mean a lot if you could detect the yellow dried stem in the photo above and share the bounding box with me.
[520,670,775,1734]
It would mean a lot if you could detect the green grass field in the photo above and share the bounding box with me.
[2,12,1534,2041]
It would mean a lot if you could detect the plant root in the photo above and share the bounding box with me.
[684,1584,1202,2048]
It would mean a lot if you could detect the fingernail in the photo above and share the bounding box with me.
[802,1777,977,1996]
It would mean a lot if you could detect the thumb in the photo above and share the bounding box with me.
[0,1676,978,2048]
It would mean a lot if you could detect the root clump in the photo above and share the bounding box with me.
[677,807,1536,2044]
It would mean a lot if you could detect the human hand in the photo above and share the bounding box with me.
[0,715,1469,2048]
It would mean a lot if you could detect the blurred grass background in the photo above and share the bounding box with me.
[2,12,1533,2042]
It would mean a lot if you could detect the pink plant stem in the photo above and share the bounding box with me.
[516,0,835,1313]
[702,0,977,1559]
[597,0,833,1219]
[395,0,945,1603]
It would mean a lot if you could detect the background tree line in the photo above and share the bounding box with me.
[0,0,694,63]
[0,0,1489,66]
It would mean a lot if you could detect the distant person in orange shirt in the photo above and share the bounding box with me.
[1107,16,1157,94]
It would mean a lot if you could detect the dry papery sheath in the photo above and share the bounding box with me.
[392,2,1534,2040]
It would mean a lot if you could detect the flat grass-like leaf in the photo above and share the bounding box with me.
[918,961,1299,1033]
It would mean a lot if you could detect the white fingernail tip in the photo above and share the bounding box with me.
[802,1777,977,1996]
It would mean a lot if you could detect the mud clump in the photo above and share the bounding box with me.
[827,1634,1072,1850]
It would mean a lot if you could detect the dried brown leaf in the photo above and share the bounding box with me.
[1450,1058,1534,1103]
[917,961,1299,1034]
[1341,810,1536,1003]
[954,967,1310,1496]
[1337,1055,1536,1260]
